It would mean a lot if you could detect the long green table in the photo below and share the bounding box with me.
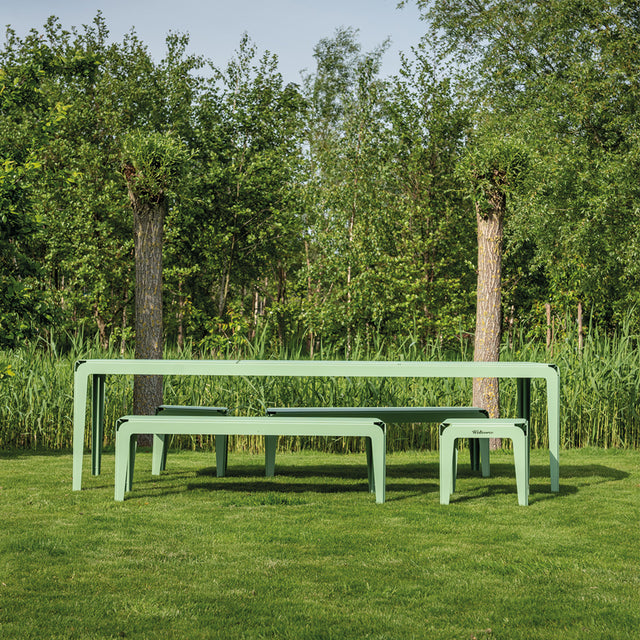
[72,359,560,492]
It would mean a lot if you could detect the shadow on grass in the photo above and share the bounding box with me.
[115,458,629,504]
[0,448,73,459]
[7,448,627,504]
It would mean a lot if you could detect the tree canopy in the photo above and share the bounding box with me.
[2,7,639,353]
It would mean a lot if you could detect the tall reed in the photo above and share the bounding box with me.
[1,322,639,452]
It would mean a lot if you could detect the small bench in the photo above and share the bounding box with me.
[115,415,387,503]
[439,418,530,506]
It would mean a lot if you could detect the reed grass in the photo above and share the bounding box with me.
[1,321,639,452]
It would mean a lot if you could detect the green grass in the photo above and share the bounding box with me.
[1,448,638,639]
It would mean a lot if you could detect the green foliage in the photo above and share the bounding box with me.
[2,327,640,451]
[3,8,640,354]
[301,33,476,346]
[458,128,530,216]
[0,25,71,347]
[414,0,640,330]
[121,130,189,202]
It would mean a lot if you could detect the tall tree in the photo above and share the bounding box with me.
[0,24,71,346]
[302,28,391,348]
[122,131,187,416]
[1,14,207,352]
[384,47,475,341]
[187,35,306,345]
[459,131,528,420]
[410,0,640,334]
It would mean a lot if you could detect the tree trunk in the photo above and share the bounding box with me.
[176,278,185,352]
[577,301,583,353]
[119,291,128,356]
[473,192,504,449]
[130,193,166,443]
[93,305,108,349]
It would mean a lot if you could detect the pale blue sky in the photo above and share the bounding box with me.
[3,0,427,83]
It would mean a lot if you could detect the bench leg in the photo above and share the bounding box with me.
[512,430,529,506]
[115,431,134,501]
[127,435,137,493]
[365,438,374,493]
[439,431,457,504]
[91,374,106,476]
[480,438,491,477]
[469,438,480,471]
[265,435,278,477]
[370,431,386,504]
[216,435,229,477]
[152,434,166,475]
[452,445,459,493]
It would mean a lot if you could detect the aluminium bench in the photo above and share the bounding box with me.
[439,418,530,506]
[114,415,387,503]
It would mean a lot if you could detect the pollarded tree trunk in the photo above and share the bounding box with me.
[122,130,186,442]
[473,186,504,448]
[130,189,166,431]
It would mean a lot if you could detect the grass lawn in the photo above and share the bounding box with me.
[0,447,638,639]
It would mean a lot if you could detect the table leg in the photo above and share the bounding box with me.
[517,378,531,487]
[516,378,531,422]
[518,374,560,492]
[91,374,106,476]
[73,366,89,491]
[547,370,560,492]
[216,435,229,477]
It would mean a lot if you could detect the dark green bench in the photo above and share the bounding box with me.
[266,406,490,481]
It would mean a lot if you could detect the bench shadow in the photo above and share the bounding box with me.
[81,455,630,503]
[125,461,628,504]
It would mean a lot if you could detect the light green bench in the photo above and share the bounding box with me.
[439,418,530,506]
[115,415,387,503]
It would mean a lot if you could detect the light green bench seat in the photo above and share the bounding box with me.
[115,415,387,503]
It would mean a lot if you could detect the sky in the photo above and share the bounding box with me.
[3,0,428,83]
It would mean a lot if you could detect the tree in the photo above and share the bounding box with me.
[409,0,640,335]
[459,130,528,421]
[301,30,476,349]
[383,47,475,341]
[122,131,187,416]
[186,35,306,346]
[1,14,209,354]
[0,24,70,346]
